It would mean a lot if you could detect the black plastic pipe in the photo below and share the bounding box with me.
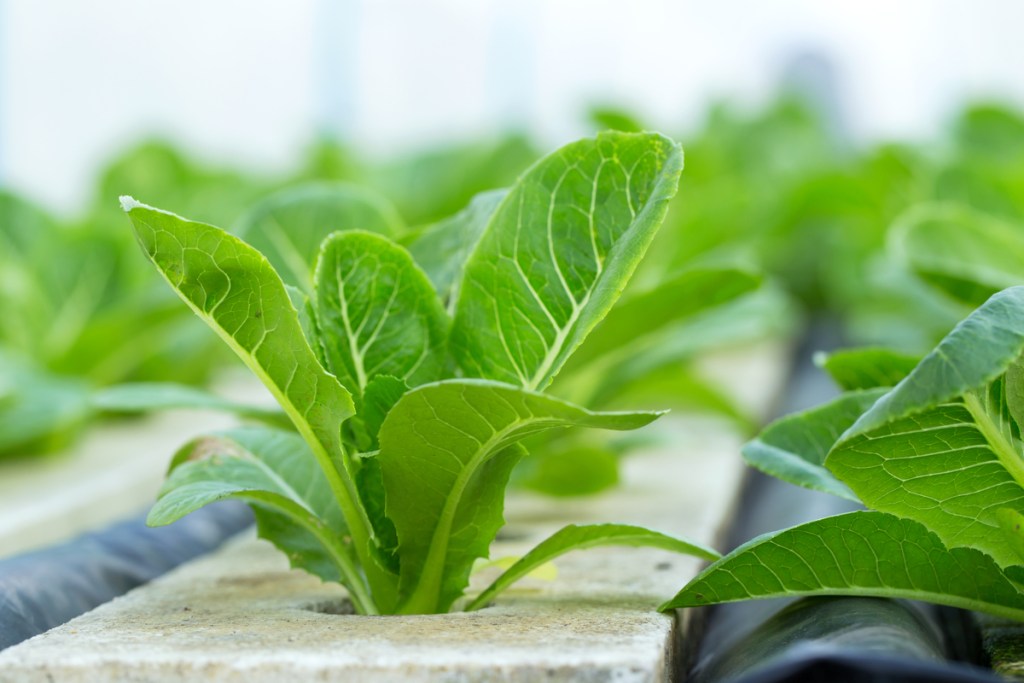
[0,501,251,651]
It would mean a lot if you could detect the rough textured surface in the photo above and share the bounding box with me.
[0,342,788,682]
[977,613,1024,680]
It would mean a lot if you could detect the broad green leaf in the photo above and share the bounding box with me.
[558,265,762,379]
[91,382,289,428]
[121,199,372,573]
[815,347,920,391]
[147,428,373,612]
[313,231,449,401]
[891,202,1024,305]
[235,182,403,293]
[407,189,506,308]
[662,511,1024,622]
[466,523,718,611]
[742,390,885,501]
[827,287,1024,567]
[450,132,683,390]
[377,379,664,613]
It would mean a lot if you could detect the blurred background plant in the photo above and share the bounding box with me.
[3,1,1024,498]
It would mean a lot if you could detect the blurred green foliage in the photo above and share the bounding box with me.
[4,94,1024,497]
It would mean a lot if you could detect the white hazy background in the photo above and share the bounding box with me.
[2,0,1023,213]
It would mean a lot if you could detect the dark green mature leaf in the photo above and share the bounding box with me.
[407,189,506,308]
[742,390,884,501]
[146,428,371,608]
[467,523,718,610]
[235,182,403,292]
[450,132,683,390]
[92,382,289,428]
[827,287,1024,567]
[891,202,1024,305]
[816,347,920,391]
[121,199,377,584]
[377,379,664,613]
[662,511,1024,622]
[313,231,449,401]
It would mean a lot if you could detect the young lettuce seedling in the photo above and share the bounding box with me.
[124,132,719,616]
[665,286,1024,621]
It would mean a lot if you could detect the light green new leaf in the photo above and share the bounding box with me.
[891,202,1024,305]
[92,382,290,428]
[742,390,885,501]
[407,189,506,307]
[827,287,1024,567]
[377,379,664,614]
[466,523,719,611]
[122,199,354,456]
[450,132,683,390]
[121,199,372,571]
[235,182,403,293]
[146,428,373,612]
[815,347,920,391]
[313,231,449,401]
[662,511,1024,622]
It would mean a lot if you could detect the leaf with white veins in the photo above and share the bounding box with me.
[662,511,1024,622]
[377,379,664,613]
[450,132,683,390]
[827,287,1024,567]
[122,199,377,601]
[314,231,449,403]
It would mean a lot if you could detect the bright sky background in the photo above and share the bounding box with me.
[2,0,1022,212]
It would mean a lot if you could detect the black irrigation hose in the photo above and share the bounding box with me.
[0,501,252,651]
[682,324,1002,683]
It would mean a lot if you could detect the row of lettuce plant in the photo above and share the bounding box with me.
[120,131,745,615]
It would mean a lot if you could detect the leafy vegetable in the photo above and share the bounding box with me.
[125,132,714,615]
[668,286,1024,621]
[449,133,683,390]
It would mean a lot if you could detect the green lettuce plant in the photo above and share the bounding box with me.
[665,286,1024,621]
[124,132,720,615]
